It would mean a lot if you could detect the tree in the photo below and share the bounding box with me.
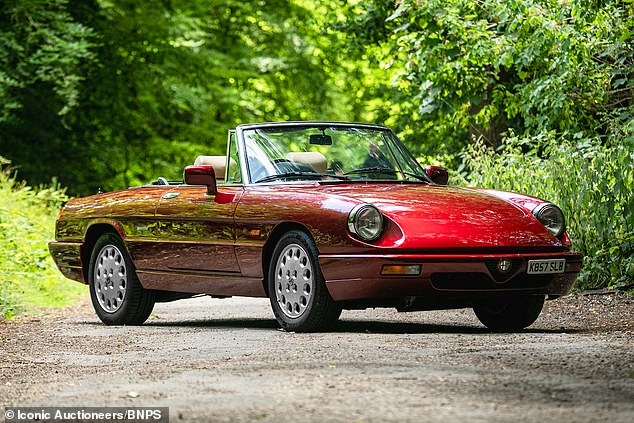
[0,0,350,194]
[333,0,633,157]
[0,0,94,123]
[0,0,95,193]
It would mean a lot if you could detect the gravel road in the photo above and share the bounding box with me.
[1,293,633,422]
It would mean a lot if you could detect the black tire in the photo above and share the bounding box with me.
[473,295,545,331]
[88,233,155,325]
[268,230,342,332]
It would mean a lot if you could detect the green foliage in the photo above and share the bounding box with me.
[464,134,634,290]
[0,157,86,318]
[334,0,633,158]
[0,0,95,122]
[0,0,350,195]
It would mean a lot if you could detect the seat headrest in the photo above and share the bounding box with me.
[286,152,327,174]
[193,155,227,181]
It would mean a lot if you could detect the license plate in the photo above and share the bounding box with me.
[527,259,565,274]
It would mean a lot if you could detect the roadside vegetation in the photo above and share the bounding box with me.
[0,0,632,313]
[0,158,86,318]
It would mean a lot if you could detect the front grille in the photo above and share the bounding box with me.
[431,272,553,291]
[484,259,523,282]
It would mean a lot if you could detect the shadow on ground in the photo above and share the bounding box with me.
[74,317,583,335]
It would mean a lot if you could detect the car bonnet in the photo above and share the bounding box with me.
[318,183,564,250]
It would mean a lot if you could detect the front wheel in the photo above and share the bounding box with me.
[473,295,545,331]
[268,231,341,332]
[88,233,155,325]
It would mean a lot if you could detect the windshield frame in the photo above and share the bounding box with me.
[235,121,431,185]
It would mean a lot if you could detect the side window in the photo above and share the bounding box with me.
[226,131,242,184]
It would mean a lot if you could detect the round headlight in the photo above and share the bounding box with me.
[532,203,565,238]
[348,204,384,242]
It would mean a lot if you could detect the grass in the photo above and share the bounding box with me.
[0,157,86,318]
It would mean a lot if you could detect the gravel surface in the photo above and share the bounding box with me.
[1,293,632,422]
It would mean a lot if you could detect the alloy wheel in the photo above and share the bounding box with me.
[274,243,314,318]
[93,244,127,313]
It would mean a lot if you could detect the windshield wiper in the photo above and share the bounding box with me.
[344,167,397,176]
[400,171,429,182]
[255,172,349,184]
[344,167,429,182]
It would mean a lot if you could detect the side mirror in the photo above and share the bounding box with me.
[424,165,449,185]
[184,165,217,195]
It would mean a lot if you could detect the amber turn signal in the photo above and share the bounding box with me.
[381,265,421,276]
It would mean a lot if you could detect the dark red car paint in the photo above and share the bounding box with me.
[49,180,581,304]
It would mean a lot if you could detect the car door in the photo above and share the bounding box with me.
[147,185,244,273]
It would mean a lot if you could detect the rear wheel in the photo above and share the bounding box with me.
[268,230,341,332]
[473,295,545,331]
[88,233,155,325]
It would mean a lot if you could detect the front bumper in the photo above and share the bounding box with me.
[319,251,582,302]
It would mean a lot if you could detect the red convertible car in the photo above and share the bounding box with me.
[49,122,582,332]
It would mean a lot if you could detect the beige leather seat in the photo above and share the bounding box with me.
[193,156,227,181]
[286,152,327,174]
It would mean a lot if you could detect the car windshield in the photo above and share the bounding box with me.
[240,124,429,184]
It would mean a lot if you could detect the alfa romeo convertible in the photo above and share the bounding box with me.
[49,122,582,331]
